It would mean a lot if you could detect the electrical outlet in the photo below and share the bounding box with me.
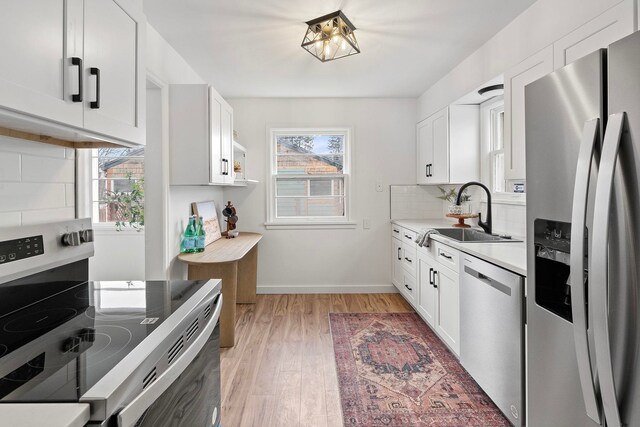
[375,182,384,192]
[363,218,371,229]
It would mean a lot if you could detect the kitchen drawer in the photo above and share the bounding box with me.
[402,273,417,305]
[391,224,403,241]
[401,229,417,244]
[435,242,460,272]
[402,242,417,277]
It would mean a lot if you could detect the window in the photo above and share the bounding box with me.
[267,128,352,227]
[489,104,505,193]
[91,148,145,228]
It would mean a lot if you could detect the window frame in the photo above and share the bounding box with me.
[480,96,525,204]
[265,127,355,229]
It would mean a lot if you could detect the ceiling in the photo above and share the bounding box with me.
[144,0,536,98]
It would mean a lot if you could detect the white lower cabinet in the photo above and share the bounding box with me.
[417,254,438,327]
[392,238,403,290]
[434,264,460,354]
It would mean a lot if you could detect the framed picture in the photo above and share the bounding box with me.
[191,201,222,245]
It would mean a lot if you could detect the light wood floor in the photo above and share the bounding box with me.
[220,294,414,427]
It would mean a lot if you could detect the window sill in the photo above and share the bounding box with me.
[92,224,145,235]
[264,221,357,230]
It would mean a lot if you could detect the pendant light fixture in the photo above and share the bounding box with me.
[301,10,360,62]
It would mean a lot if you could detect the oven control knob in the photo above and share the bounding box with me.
[61,231,81,247]
[80,328,96,342]
[80,229,94,243]
[63,336,81,353]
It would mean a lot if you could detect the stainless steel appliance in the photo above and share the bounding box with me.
[0,219,222,426]
[460,254,525,426]
[526,30,640,427]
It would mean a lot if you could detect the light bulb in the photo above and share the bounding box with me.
[325,43,332,56]
[341,39,348,50]
[332,35,339,44]
[315,40,322,50]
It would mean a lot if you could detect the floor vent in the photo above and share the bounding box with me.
[186,319,199,341]
[168,336,184,365]
[143,367,157,389]
[203,304,212,319]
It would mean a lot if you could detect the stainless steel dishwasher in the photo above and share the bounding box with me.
[460,255,525,427]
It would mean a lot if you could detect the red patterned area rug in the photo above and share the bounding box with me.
[329,313,510,427]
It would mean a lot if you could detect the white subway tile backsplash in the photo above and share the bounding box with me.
[0,183,67,212]
[0,152,21,182]
[0,139,76,227]
[65,184,75,207]
[21,155,74,183]
[0,136,67,158]
[0,212,21,228]
[21,207,75,225]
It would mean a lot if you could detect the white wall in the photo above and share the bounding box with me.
[144,24,225,280]
[226,98,416,293]
[0,137,75,227]
[417,0,625,121]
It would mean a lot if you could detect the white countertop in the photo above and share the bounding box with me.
[0,403,90,427]
[392,219,527,277]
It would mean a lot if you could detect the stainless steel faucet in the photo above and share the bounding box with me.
[456,181,492,235]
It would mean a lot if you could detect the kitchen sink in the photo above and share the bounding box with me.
[433,228,522,243]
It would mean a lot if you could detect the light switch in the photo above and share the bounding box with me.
[375,182,384,192]
[363,218,371,229]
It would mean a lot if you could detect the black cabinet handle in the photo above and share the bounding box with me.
[404,257,412,263]
[439,252,453,260]
[397,247,401,261]
[90,67,100,109]
[393,229,400,234]
[405,284,413,291]
[71,57,83,102]
[429,267,434,285]
[404,234,412,240]
[425,164,428,177]
[433,271,438,288]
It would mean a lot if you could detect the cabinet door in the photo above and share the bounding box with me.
[504,45,553,181]
[554,0,634,69]
[435,266,460,355]
[209,92,224,184]
[430,107,449,184]
[391,239,403,290]
[221,103,234,184]
[0,0,83,127]
[83,0,144,145]
[416,118,433,184]
[417,255,437,327]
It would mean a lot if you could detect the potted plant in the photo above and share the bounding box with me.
[437,186,472,215]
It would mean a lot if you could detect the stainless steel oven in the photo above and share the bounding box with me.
[0,219,223,427]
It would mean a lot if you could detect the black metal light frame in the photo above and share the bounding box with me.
[301,10,361,63]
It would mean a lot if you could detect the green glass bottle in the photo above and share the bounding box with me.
[180,215,198,253]
[195,216,206,252]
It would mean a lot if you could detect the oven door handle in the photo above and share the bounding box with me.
[116,294,223,427]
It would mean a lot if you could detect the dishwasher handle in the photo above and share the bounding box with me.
[464,266,512,296]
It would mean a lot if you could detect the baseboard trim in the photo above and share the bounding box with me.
[257,284,399,294]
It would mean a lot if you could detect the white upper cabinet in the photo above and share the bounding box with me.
[417,105,479,185]
[83,0,145,145]
[554,0,635,69]
[0,0,83,127]
[0,0,144,146]
[169,84,234,186]
[504,45,554,182]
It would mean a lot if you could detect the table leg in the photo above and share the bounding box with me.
[188,262,238,348]
[236,245,258,304]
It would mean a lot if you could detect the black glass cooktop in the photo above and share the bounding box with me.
[0,277,216,403]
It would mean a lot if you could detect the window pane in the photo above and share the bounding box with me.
[96,179,139,201]
[276,135,344,155]
[492,110,504,151]
[276,197,345,217]
[97,157,145,179]
[493,153,505,193]
[276,179,308,196]
[276,153,343,175]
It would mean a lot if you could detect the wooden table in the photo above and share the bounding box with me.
[178,232,262,347]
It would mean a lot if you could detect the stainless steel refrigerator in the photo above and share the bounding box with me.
[526,30,640,427]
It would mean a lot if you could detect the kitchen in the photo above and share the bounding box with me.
[0,0,638,426]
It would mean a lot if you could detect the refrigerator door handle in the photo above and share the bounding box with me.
[592,112,626,427]
[570,118,602,424]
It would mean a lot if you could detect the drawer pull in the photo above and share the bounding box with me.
[439,252,453,260]
[404,257,412,263]
[429,268,434,285]
[404,234,412,240]
[397,247,401,260]
[393,229,400,234]
[433,271,438,288]
[405,284,413,291]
